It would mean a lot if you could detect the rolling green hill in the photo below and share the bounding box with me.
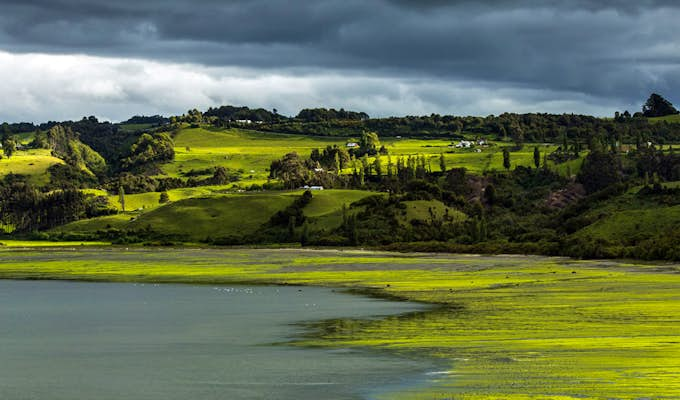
[399,200,467,225]
[56,189,378,241]
[572,186,680,247]
[575,205,680,245]
[128,193,296,239]
[163,127,341,184]
[0,149,64,185]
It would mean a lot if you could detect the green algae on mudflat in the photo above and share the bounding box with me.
[0,248,678,399]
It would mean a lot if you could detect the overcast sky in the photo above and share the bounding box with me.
[1,0,679,122]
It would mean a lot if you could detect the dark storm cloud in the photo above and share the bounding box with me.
[1,0,679,117]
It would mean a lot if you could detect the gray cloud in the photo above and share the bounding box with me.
[0,0,679,121]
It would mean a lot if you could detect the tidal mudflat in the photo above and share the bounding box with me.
[1,247,679,399]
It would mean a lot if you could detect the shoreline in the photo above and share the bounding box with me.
[2,239,678,266]
[1,247,679,398]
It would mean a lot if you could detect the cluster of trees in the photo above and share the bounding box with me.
[121,133,175,173]
[0,178,115,232]
[46,125,108,176]
[1,124,17,158]
[203,106,283,123]
[295,108,369,122]
[270,151,433,192]
[106,166,241,195]
[122,115,169,125]
[642,93,679,117]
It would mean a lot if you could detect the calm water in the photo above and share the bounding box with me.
[0,280,435,399]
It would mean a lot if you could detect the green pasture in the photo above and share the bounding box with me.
[0,149,64,185]
[400,200,467,224]
[60,189,378,239]
[0,248,677,399]
[161,127,342,183]
[126,193,296,238]
[575,204,680,244]
[161,126,563,184]
[103,185,236,212]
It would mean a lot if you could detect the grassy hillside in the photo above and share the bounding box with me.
[163,127,341,184]
[575,205,680,244]
[58,189,378,240]
[127,193,296,239]
[101,185,238,212]
[0,149,64,185]
[0,125,571,189]
[160,126,565,186]
[303,189,378,231]
[400,200,467,225]
[572,185,680,246]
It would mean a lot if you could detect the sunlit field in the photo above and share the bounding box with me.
[0,149,64,185]
[158,126,567,187]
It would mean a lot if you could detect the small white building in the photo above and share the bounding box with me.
[346,142,359,148]
[455,140,472,148]
[302,185,324,190]
[235,119,252,124]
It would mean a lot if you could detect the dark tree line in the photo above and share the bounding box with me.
[0,180,115,233]
[295,108,369,122]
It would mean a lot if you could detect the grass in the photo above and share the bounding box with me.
[61,189,380,239]
[575,205,680,244]
[0,240,109,247]
[0,248,678,399]
[383,139,560,174]
[400,200,467,225]
[303,189,378,232]
[0,149,64,185]
[550,155,586,178]
[570,188,680,246]
[55,214,134,233]
[88,185,235,212]
[161,126,563,185]
[163,127,341,184]
[126,193,297,239]
[304,189,375,218]
[648,114,680,124]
